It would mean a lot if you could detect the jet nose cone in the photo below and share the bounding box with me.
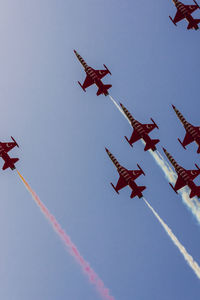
[105,147,109,152]
[162,147,166,152]
[172,104,175,109]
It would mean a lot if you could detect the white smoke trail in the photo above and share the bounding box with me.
[150,150,200,224]
[143,197,200,279]
[109,94,200,224]
[109,95,131,125]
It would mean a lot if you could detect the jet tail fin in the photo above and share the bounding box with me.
[2,158,19,170]
[187,19,200,30]
[190,186,200,198]
[130,186,146,199]
[96,84,112,96]
[144,139,160,151]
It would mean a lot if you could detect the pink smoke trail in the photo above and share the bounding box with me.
[17,170,115,300]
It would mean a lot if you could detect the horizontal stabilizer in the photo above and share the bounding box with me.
[130,186,146,199]
[190,189,196,199]
[187,19,200,30]
[144,139,160,151]
[2,158,19,170]
[189,186,200,198]
[2,162,9,170]
[104,84,112,90]
[96,84,112,96]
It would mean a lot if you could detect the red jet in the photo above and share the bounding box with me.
[105,148,146,199]
[169,0,200,30]
[120,103,159,151]
[0,137,19,170]
[163,147,200,198]
[172,105,200,153]
[74,50,112,96]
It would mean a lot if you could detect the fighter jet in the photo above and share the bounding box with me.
[0,137,19,170]
[74,50,112,96]
[169,0,200,30]
[120,103,159,151]
[163,147,200,198]
[105,148,146,199]
[172,105,200,153]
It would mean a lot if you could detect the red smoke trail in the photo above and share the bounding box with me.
[17,170,115,300]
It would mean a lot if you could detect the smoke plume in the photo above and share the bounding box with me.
[17,170,115,300]
[144,197,200,279]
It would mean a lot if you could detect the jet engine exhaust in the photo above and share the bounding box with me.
[16,170,115,300]
[143,197,200,279]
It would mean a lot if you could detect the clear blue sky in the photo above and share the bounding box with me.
[0,1,200,299]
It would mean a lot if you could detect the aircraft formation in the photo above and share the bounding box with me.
[74,2,200,201]
[1,5,198,197]
[104,102,200,200]
[1,2,200,298]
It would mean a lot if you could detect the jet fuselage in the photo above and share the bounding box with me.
[163,147,200,197]
[173,0,199,29]
[172,105,200,152]
[74,50,111,96]
[85,66,109,96]
[105,148,144,198]
[120,103,159,151]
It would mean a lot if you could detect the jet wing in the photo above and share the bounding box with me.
[0,142,16,153]
[128,170,143,180]
[82,75,94,90]
[182,132,194,147]
[174,175,186,191]
[142,123,156,134]
[115,175,128,191]
[185,5,198,14]
[95,69,109,79]
[187,169,200,180]
[129,130,141,144]
[173,11,184,24]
